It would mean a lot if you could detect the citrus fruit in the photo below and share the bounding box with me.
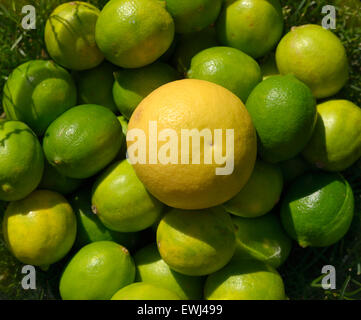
[276,24,349,99]
[232,213,292,268]
[216,0,284,58]
[156,207,236,276]
[59,241,135,300]
[113,62,180,119]
[43,104,123,179]
[73,61,118,113]
[44,2,104,70]
[188,46,262,103]
[38,160,83,195]
[245,75,317,163]
[0,121,44,201]
[302,100,361,172]
[134,243,204,300]
[279,156,310,184]
[111,282,181,300]
[2,60,77,136]
[204,259,286,300]
[69,188,140,250]
[95,0,174,68]
[260,52,279,80]
[280,172,354,248]
[127,79,257,209]
[91,159,164,232]
[166,0,223,34]
[223,160,283,218]
[171,26,218,74]
[2,190,76,268]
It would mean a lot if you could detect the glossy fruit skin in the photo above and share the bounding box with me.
[281,172,354,248]
[38,160,83,195]
[3,60,77,136]
[204,259,286,300]
[59,241,135,300]
[69,188,140,250]
[111,282,181,300]
[156,207,236,276]
[0,121,44,201]
[246,75,317,163]
[127,79,257,209]
[188,46,262,103]
[43,104,123,179]
[276,24,349,99]
[44,2,104,70]
[216,0,284,58]
[95,0,175,68]
[166,0,223,34]
[92,160,164,232]
[223,160,283,218]
[232,213,292,268]
[73,61,118,113]
[302,100,361,172]
[2,190,76,267]
[134,243,205,300]
[113,62,180,119]
[171,26,218,74]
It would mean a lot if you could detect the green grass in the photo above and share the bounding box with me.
[0,0,360,300]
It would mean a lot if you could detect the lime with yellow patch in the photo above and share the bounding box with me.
[95,0,175,68]
[45,1,104,70]
[2,190,76,268]
[0,121,44,201]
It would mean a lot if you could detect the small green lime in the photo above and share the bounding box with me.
[3,60,77,136]
[232,213,292,268]
[188,46,262,103]
[302,100,361,172]
[59,241,135,300]
[204,259,286,300]
[223,160,283,218]
[134,243,204,300]
[113,62,179,119]
[246,75,317,163]
[111,282,181,300]
[281,172,354,247]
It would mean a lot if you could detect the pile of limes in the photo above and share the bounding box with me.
[0,0,360,300]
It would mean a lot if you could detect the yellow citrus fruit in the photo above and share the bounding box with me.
[127,79,257,209]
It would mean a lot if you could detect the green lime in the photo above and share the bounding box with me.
[302,100,361,172]
[204,259,286,300]
[260,52,279,80]
[111,282,181,300]
[223,160,283,218]
[232,213,292,268]
[171,26,218,74]
[188,46,262,103]
[113,62,180,119]
[73,61,118,113]
[166,0,223,34]
[92,159,164,232]
[246,75,317,163]
[3,60,77,136]
[69,188,140,250]
[59,241,135,300]
[38,160,83,195]
[156,207,236,276]
[43,104,123,179]
[0,121,44,201]
[2,190,76,268]
[279,156,311,184]
[44,1,104,70]
[134,243,204,300]
[216,0,284,58]
[95,0,174,68]
[281,172,354,247]
[276,24,349,99]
